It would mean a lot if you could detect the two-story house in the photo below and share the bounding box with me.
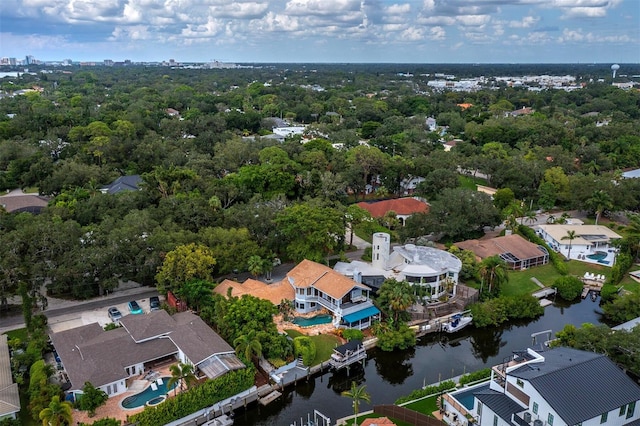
[285,260,380,330]
[442,347,640,426]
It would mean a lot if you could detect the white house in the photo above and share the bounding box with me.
[537,224,621,266]
[335,233,463,302]
[50,311,244,399]
[442,346,640,426]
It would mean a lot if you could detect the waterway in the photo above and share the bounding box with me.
[235,296,607,425]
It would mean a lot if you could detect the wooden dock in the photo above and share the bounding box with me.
[259,390,281,406]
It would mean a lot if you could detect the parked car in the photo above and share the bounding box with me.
[128,300,143,314]
[108,307,123,322]
[149,296,160,311]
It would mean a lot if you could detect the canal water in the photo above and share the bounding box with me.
[236,296,606,425]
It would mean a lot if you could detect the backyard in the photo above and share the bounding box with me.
[285,329,342,366]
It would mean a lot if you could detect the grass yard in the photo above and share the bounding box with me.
[403,394,439,416]
[505,260,612,294]
[4,327,28,341]
[285,329,342,365]
[458,175,489,190]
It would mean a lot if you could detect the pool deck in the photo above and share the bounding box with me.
[71,364,186,424]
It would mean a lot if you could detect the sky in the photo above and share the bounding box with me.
[0,0,638,63]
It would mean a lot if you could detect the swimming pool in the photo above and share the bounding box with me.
[587,251,607,261]
[453,383,490,410]
[292,314,333,327]
[121,377,177,409]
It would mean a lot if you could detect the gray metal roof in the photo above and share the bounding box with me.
[0,334,20,417]
[475,389,526,423]
[101,175,142,194]
[510,347,640,425]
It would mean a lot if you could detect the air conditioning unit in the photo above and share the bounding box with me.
[533,419,543,426]
[523,412,532,423]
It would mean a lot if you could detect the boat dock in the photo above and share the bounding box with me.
[410,311,472,337]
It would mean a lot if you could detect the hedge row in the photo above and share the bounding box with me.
[458,368,491,386]
[517,225,567,275]
[129,367,255,426]
[395,380,456,405]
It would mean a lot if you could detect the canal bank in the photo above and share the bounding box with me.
[234,295,606,425]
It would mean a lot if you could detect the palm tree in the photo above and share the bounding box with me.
[167,362,197,396]
[561,230,577,261]
[341,381,371,426]
[234,330,263,364]
[39,395,73,426]
[478,256,509,295]
[378,279,416,327]
[587,190,613,226]
[247,255,264,278]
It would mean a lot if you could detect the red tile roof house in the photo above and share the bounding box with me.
[49,310,244,400]
[357,197,429,226]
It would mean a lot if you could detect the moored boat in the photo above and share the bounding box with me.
[442,313,473,333]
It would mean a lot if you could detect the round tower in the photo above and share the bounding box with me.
[372,232,390,270]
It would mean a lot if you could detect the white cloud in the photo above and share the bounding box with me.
[509,15,539,28]
[558,27,633,43]
[456,14,491,27]
[400,26,425,41]
[284,0,360,16]
[429,26,445,40]
[385,3,410,14]
[548,0,622,19]
[110,25,152,41]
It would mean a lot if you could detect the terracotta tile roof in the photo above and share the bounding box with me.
[357,197,429,218]
[455,234,545,261]
[213,278,294,305]
[286,259,370,300]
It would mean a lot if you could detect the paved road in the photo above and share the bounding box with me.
[0,288,159,333]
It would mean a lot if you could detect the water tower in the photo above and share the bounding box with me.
[611,64,620,79]
[372,232,390,270]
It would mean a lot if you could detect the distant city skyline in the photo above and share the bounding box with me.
[1,0,638,64]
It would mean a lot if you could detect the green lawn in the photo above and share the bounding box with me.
[403,394,439,416]
[285,329,342,365]
[504,260,612,294]
[4,327,28,341]
[458,175,489,190]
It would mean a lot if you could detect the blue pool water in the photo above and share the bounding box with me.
[121,377,177,409]
[587,251,607,261]
[292,314,333,327]
[453,383,490,410]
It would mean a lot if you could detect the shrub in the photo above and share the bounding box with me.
[600,284,618,303]
[130,367,254,426]
[293,336,316,366]
[395,380,456,404]
[342,329,364,342]
[517,225,567,275]
[553,276,583,301]
[611,252,632,284]
[376,324,416,351]
[458,368,491,386]
[471,295,543,328]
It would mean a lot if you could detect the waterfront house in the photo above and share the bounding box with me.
[335,232,463,302]
[50,310,244,399]
[442,347,640,426]
[537,224,621,265]
[455,234,549,270]
[99,175,142,195]
[285,260,380,330]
